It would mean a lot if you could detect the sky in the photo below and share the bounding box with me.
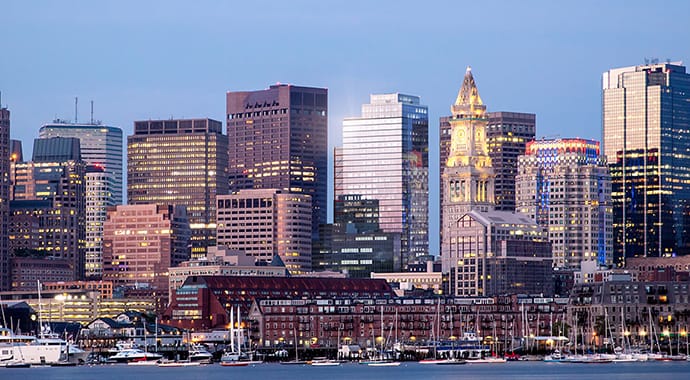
[3,0,690,254]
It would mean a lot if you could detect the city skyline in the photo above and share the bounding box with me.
[3,1,690,253]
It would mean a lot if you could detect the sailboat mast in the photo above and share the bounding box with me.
[230,305,235,353]
[237,306,241,353]
[37,280,44,339]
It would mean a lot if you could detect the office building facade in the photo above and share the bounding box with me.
[226,84,328,240]
[0,106,9,290]
[216,189,312,273]
[602,62,690,266]
[516,138,613,268]
[336,93,429,267]
[102,204,190,295]
[128,118,228,259]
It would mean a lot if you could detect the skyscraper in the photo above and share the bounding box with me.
[516,138,612,268]
[226,84,328,240]
[602,62,690,266]
[336,93,429,268]
[128,118,228,259]
[441,112,536,212]
[39,122,123,278]
[0,105,10,290]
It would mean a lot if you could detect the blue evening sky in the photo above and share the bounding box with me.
[2,0,689,253]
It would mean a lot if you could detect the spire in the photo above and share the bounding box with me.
[452,66,486,118]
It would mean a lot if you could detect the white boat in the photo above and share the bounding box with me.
[544,349,566,362]
[311,358,342,366]
[188,344,213,363]
[110,348,162,363]
[0,327,65,365]
[466,357,507,364]
[127,360,160,366]
[367,360,401,367]
[158,361,201,367]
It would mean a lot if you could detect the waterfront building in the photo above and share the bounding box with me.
[0,105,9,290]
[602,62,690,265]
[128,118,228,259]
[336,93,429,266]
[226,84,328,241]
[515,138,612,268]
[245,294,567,353]
[102,204,190,298]
[443,210,553,297]
[568,281,690,351]
[216,189,312,273]
[441,111,535,214]
[10,137,86,281]
[162,275,395,330]
[39,123,123,279]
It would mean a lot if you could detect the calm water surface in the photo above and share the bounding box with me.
[4,361,689,380]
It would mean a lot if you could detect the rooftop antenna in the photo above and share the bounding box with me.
[90,100,94,124]
[74,97,78,123]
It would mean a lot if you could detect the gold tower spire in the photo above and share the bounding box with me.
[452,66,486,118]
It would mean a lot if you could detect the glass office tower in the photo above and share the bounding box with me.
[336,93,429,269]
[603,62,690,266]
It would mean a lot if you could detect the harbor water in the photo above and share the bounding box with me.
[3,361,689,380]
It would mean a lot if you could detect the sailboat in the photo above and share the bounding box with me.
[365,306,400,367]
[222,306,262,366]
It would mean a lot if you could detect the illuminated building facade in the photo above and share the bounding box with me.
[216,189,312,274]
[84,165,110,278]
[39,123,123,279]
[336,93,429,266]
[0,106,9,290]
[102,204,190,297]
[128,119,228,259]
[516,138,612,268]
[603,62,690,265]
[444,210,552,297]
[441,67,495,274]
[10,137,86,281]
[226,85,328,241]
[441,112,535,213]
